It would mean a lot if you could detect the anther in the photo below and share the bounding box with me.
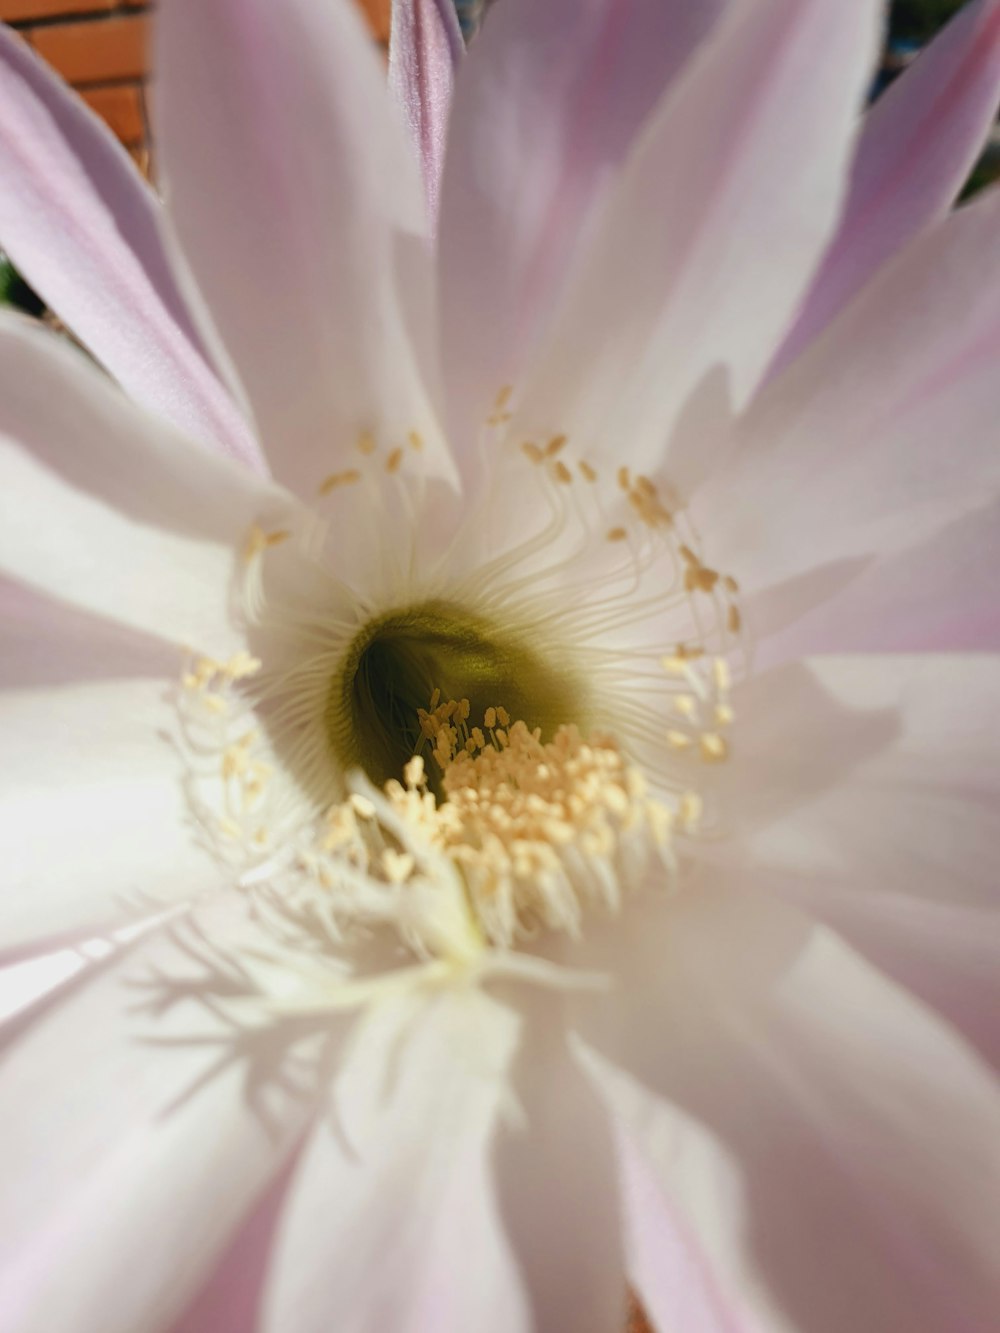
[318,468,361,495]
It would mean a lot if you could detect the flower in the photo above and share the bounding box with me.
[1,0,1000,1330]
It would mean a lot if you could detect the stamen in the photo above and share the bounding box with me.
[302,699,679,952]
[318,468,361,495]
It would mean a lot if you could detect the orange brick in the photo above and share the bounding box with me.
[80,80,144,143]
[356,0,389,43]
[0,1,114,20]
[29,13,148,85]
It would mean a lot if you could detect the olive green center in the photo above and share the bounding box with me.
[327,602,581,792]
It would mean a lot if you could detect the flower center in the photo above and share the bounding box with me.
[326,602,586,794]
[312,700,681,953]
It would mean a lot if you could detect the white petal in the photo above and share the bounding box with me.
[169,1152,299,1333]
[616,1126,759,1333]
[773,882,1000,1071]
[0,899,312,1333]
[0,315,294,653]
[698,185,1000,599]
[0,26,259,469]
[755,498,1000,664]
[717,655,1000,909]
[492,990,628,1333]
[0,678,222,955]
[155,0,453,498]
[437,0,726,463]
[510,0,883,472]
[773,0,1000,371]
[262,988,529,1333]
[578,896,1000,1333]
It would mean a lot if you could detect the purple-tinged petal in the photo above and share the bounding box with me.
[0,314,293,656]
[756,498,1000,667]
[696,185,1000,606]
[773,0,1000,374]
[389,0,463,223]
[0,576,175,690]
[437,0,727,469]
[508,0,884,475]
[170,1149,303,1333]
[575,890,1000,1333]
[0,25,260,470]
[156,0,454,501]
[617,1129,752,1333]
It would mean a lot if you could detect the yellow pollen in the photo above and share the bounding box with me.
[545,434,568,457]
[578,460,598,482]
[382,849,415,884]
[607,526,628,542]
[678,791,703,831]
[310,699,677,948]
[243,526,289,562]
[551,460,573,485]
[318,468,361,495]
[407,430,424,452]
[617,466,631,491]
[521,441,544,464]
[385,447,404,474]
[699,733,729,763]
[487,385,515,425]
[356,429,377,455]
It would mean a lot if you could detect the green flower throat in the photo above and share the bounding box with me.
[327,602,584,791]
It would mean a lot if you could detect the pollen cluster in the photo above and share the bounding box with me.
[305,697,681,951]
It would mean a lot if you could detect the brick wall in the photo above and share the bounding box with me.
[1,0,391,173]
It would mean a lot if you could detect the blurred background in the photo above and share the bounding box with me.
[1,0,997,313]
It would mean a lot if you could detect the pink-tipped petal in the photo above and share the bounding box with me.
[0,315,294,655]
[156,0,453,500]
[437,0,726,468]
[715,655,1000,913]
[577,893,1000,1333]
[757,498,1000,665]
[0,576,175,689]
[698,184,1000,605]
[775,882,1000,1071]
[773,0,1000,373]
[389,0,463,223]
[0,25,260,469]
[616,1124,754,1333]
[699,655,1000,1069]
[509,0,884,475]
[171,1150,303,1333]
[262,989,530,1333]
